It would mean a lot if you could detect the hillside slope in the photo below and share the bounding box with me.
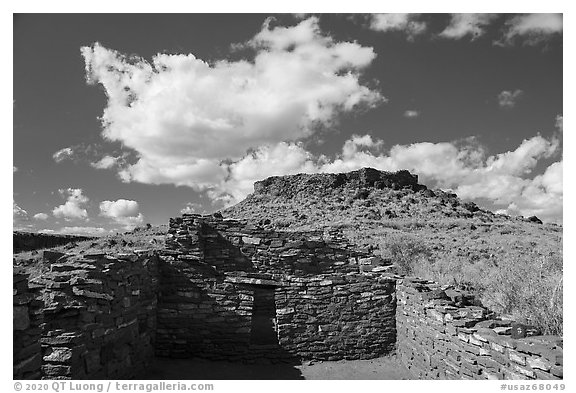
[224,168,563,334]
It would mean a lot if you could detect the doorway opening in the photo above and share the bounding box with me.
[250,286,278,345]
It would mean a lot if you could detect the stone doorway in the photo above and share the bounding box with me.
[250,286,278,345]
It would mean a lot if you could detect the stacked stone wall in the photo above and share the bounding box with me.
[166,214,377,275]
[155,256,255,360]
[30,251,159,379]
[276,273,396,360]
[13,267,44,379]
[157,214,397,361]
[396,278,563,380]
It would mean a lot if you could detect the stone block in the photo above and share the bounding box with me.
[508,350,527,366]
[242,237,261,245]
[527,356,552,371]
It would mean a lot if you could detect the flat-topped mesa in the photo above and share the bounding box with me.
[253,168,426,197]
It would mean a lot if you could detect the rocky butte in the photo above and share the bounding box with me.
[13,168,562,380]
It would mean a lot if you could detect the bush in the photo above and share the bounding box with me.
[380,235,563,335]
[380,233,432,275]
[483,255,563,335]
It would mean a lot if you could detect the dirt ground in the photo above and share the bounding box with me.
[145,355,413,380]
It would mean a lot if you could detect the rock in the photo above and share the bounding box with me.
[43,347,73,363]
[527,215,543,224]
[463,202,480,213]
[43,250,66,263]
[511,323,541,339]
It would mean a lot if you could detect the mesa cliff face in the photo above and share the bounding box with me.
[253,168,425,197]
[225,168,491,229]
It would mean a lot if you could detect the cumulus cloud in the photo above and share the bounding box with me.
[403,110,420,118]
[439,14,498,40]
[13,166,17,173]
[81,16,562,223]
[33,213,49,220]
[368,14,426,40]
[82,17,382,190]
[555,115,563,132]
[41,226,108,236]
[13,200,29,225]
[52,188,89,221]
[503,161,562,222]
[91,155,120,169]
[500,14,562,46]
[52,147,74,163]
[180,202,204,215]
[99,199,144,229]
[498,89,523,108]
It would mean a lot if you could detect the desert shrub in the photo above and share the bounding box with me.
[380,222,401,230]
[412,255,488,292]
[274,218,293,228]
[400,219,426,230]
[380,233,432,275]
[482,255,563,335]
[353,189,370,200]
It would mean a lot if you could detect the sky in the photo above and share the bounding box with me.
[12,13,563,235]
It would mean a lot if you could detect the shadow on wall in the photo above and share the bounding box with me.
[202,225,256,273]
[155,260,305,378]
[144,356,305,380]
[157,258,299,364]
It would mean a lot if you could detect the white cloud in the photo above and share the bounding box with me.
[439,14,498,40]
[555,115,563,132]
[99,199,139,217]
[180,202,204,214]
[13,200,29,225]
[52,147,74,163]
[91,155,119,169]
[33,213,49,220]
[41,226,108,237]
[368,14,426,40]
[502,161,562,223]
[82,17,382,191]
[52,188,89,221]
[498,89,523,108]
[80,16,562,223]
[99,199,144,229]
[403,110,420,118]
[500,14,562,46]
[13,166,17,173]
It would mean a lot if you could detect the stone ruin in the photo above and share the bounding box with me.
[14,201,563,380]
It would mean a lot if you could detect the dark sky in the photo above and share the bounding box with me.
[13,14,563,233]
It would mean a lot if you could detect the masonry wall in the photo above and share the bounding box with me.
[166,214,375,275]
[157,214,397,361]
[14,267,44,379]
[31,251,159,379]
[276,273,396,360]
[155,255,256,361]
[396,277,563,380]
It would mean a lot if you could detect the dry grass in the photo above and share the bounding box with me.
[382,233,563,335]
